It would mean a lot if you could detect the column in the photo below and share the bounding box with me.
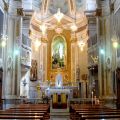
[3,0,23,107]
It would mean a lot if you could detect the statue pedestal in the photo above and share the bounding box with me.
[49,88,70,117]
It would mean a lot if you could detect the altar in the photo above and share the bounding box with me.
[49,88,70,119]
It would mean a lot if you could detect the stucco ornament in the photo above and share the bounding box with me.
[106,57,111,70]
[7,56,13,71]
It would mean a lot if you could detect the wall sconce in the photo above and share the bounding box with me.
[78,36,85,51]
[34,38,41,51]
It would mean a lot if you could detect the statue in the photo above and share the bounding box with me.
[76,65,80,81]
[55,73,63,87]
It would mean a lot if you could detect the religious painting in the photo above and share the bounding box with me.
[51,35,66,69]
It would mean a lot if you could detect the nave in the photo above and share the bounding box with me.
[1,0,120,119]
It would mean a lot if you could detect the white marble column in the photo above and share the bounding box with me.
[3,0,23,101]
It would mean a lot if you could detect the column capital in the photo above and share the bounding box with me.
[8,0,22,16]
[2,0,9,12]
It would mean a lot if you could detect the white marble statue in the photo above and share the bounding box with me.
[55,73,63,87]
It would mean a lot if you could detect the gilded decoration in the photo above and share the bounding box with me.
[47,30,71,83]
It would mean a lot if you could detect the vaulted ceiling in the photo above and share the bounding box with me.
[25,0,96,41]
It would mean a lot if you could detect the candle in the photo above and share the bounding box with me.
[97,99,100,105]
[94,96,96,104]
[92,91,93,105]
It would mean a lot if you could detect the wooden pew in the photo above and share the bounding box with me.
[0,115,44,119]
[0,104,50,119]
[0,112,44,115]
[70,104,120,120]
[81,114,120,120]
[86,119,120,120]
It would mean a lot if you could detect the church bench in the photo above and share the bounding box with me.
[1,104,50,119]
[0,115,44,119]
[80,114,120,120]
[70,104,120,120]
[17,103,49,107]
[9,105,49,110]
[4,110,47,113]
[12,106,48,109]
[75,109,120,113]
[75,109,120,119]
[72,108,111,114]
[10,108,48,110]
[70,104,110,112]
[0,112,45,115]
[85,118,120,120]
[78,111,120,116]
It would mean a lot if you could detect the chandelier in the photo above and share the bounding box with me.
[54,8,64,23]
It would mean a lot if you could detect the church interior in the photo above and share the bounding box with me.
[0,0,120,119]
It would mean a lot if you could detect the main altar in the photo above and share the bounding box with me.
[49,88,70,112]
[46,73,70,118]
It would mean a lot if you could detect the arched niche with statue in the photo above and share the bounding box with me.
[55,73,63,88]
